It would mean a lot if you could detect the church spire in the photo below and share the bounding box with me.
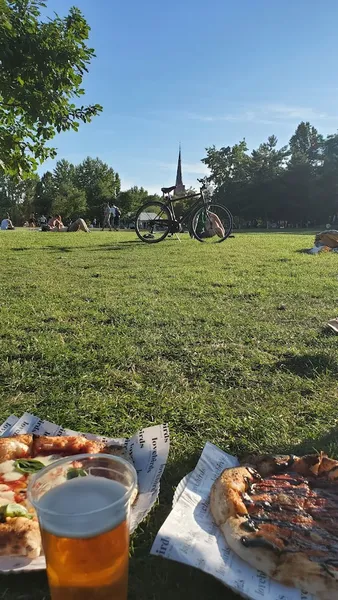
[175,144,185,195]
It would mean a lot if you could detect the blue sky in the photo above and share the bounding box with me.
[41,0,338,193]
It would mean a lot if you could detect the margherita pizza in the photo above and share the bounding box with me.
[210,452,338,600]
[0,434,134,560]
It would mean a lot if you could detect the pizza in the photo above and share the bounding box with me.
[0,434,135,560]
[210,452,338,600]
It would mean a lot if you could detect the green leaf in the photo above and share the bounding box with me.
[16,76,24,86]
[66,467,87,480]
[14,459,45,474]
[2,20,12,31]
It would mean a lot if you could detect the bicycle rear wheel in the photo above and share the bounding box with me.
[135,201,172,243]
[191,203,233,243]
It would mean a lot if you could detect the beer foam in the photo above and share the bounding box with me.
[38,476,127,538]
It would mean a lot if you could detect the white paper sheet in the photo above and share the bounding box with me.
[151,442,315,600]
[0,412,170,573]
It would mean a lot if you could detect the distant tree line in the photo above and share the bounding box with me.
[3,120,338,230]
[203,121,338,227]
[0,157,159,225]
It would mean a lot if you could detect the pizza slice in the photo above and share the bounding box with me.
[0,434,137,559]
[210,453,338,600]
[0,434,126,461]
[0,505,40,558]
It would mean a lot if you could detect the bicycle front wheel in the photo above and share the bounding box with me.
[135,201,172,243]
[191,203,233,243]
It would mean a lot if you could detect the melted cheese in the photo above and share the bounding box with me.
[9,440,28,453]
[0,484,10,492]
[0,460,15,474]
[2,471,23,482]
[0,490,15,503]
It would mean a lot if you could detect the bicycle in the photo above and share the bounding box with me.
[135,180,233,244]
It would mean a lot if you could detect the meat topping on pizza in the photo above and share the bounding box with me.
[239,466,338,574]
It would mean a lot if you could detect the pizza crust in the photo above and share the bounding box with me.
[0,517,41,558]
[210,467,253,524]
[210,455,338,600]
[31,435,110,456]
[221,515,279,577]
[0,435,33,461]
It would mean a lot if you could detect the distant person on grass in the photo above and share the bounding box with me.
[1,216,15,230]
[42,215,90,232]
[314,229,338,249]
[46,215,64,231]
[102,203,112,231]
[67,218,90,232]
[111,204,121,230]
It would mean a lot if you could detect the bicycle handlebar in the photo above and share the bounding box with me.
[161,178,208,196]
[197,178,209,194]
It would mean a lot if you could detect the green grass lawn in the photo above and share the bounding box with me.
[0,229,338,599]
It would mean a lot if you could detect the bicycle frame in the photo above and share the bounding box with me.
[162,187,209,227]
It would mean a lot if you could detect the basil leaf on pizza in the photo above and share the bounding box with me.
[210,452,338,600]
[14,459,45,474]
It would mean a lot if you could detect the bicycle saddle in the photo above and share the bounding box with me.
[161,185,176,194]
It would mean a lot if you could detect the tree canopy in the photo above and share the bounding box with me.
[117,187,149,214]
[74,157,121,219]
[0,157,152,224]
[0,0,102,176]
[203,121,338,227]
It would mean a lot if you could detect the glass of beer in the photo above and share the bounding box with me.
[28,453,137,600]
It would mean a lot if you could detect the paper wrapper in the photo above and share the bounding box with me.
[0,412,170,573]
[151,442,315,600]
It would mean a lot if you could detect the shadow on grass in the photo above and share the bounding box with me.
[235,229,317,235]
[10,245,73,253]
[118,240,142,244]
[90,244,146,252]
[252,426,338,467]
[275,352,338,378]
[291,426,338,456]
[10,241,144,253]
[0,570,49,600]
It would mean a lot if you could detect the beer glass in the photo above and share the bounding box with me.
[28,453,137,600]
